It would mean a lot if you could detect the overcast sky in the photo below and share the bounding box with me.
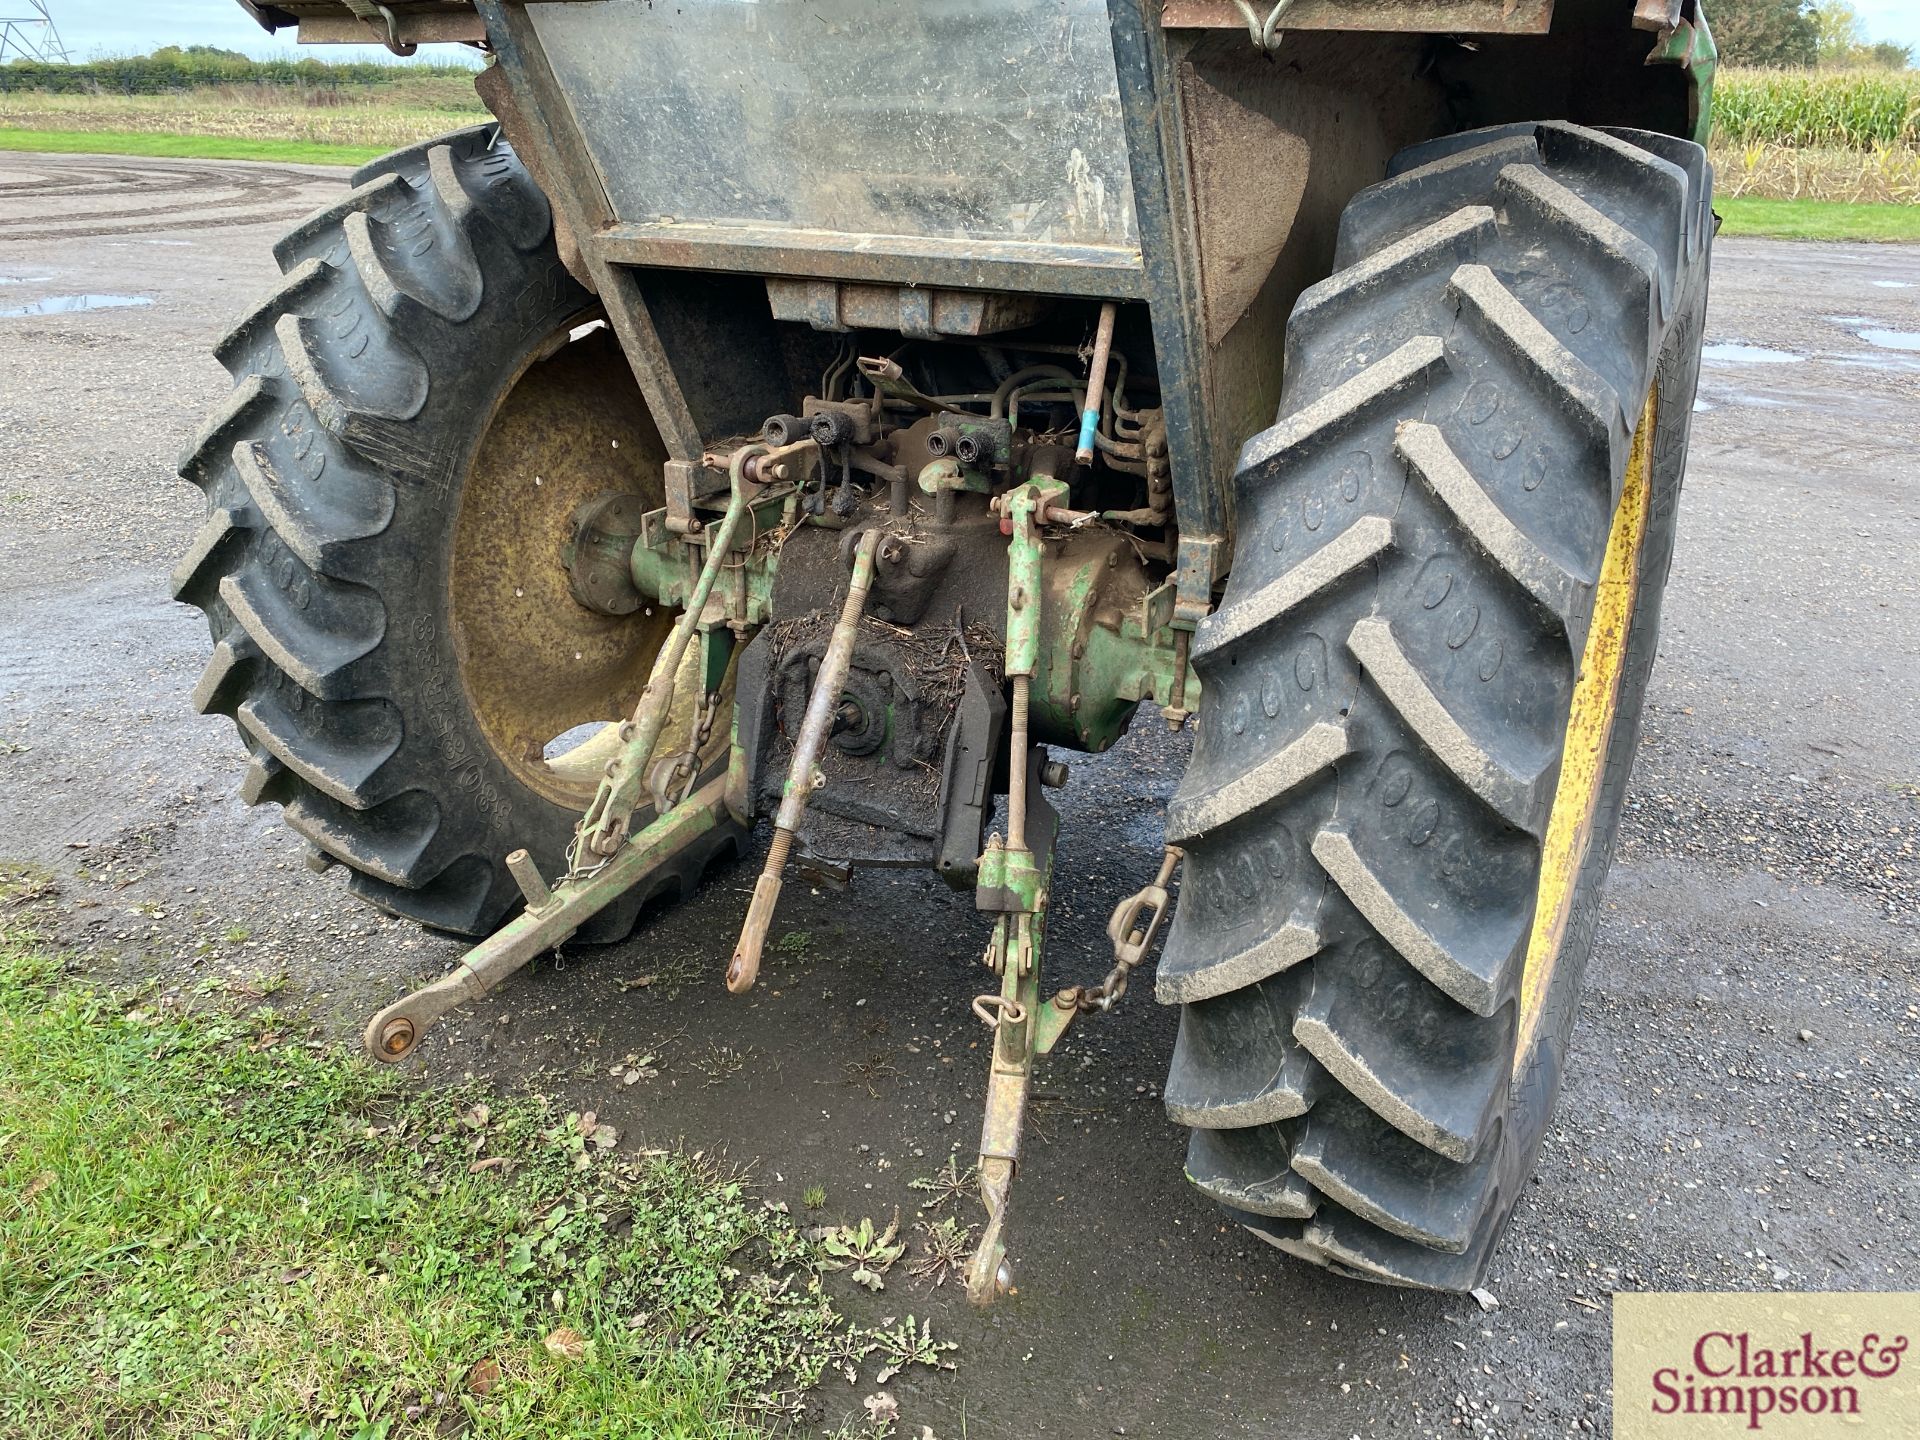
[39,0,441,64]
[1847,0,1920,52]
[26,0,1920,62]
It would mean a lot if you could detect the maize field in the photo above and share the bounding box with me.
[1712,67,1920,204]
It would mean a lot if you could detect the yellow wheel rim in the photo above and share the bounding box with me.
[1513,382,1659,1073]
[448,322,688,810]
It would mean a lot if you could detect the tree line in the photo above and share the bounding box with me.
[0,44,476,94]
[1,18,1906,85]
[1715,0,1911,69]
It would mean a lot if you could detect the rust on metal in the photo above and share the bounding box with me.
[728,528,883,995]
[475,62,593,290]
[506,848,553,911]
[573,445,766,862]
[296,11,487,47]
[764,279,1056,340]
[449,323,686,811]
[1160,0,1555,34]
[363,775,732,1064]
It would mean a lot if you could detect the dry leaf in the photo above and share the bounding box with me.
[468,1156,510,1174]
[465,1357,501,1395]
[20,1171,53,1204]
[863,1392,899,1423]
[543,1326,587,1362]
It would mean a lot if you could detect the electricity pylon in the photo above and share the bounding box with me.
[0,2,70,64]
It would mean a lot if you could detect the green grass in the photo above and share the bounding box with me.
[1716,195,1920,241]
[0,916,878,1438]
[0,127,384,166]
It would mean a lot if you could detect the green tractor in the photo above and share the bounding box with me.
[182,0,1717,1299]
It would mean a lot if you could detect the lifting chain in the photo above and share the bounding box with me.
[1058,845,1183,1015]
[648,690,722,814]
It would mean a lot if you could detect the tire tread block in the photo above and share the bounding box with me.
[1309,828,1521,1017]
[1185,1124,1321,1220]
[343,147,484,326]
[1345,616,1546,832]
[238,691,403,810]
[1290,1092,1502,1252]
[1167,721,1348,844]
[234,439,392,578]
[1395,421,1587,638]
[1292,962,1512,1162]
[1164,975,1325,1127]
[1166,121,1709,1294]
[216,569,382,702]
[272,171,410,271]
[1339,130,1543,264]
[285,789,438,889]
[1236,336,1448,475]
[1195,516,1393,659]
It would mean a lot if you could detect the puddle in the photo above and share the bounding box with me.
[1871,280,1913,290]
[1821,314,1920,354]
[1702,342,1804,365]
[1856,328,1920,352]
[0,275,53,287]
[1700,389,1789,409]
[1829,351,1920,374]
[0,293,153,318]
[1692,399,1714,412]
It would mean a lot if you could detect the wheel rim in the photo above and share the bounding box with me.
[1512,381,1659,1071]
[447,319,676,810]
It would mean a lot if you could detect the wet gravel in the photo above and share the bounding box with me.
[0,154,1915,1438]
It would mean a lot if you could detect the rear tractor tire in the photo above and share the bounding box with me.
[1158,122,1712,1288]
[174,127,741,940]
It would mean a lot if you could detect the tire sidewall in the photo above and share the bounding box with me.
[360,216,599,926]
[1500,255,1711,1215]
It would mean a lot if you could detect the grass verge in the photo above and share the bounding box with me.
[0,895,888,1438]
[1716,195,1920,242]
[0,127,383,166]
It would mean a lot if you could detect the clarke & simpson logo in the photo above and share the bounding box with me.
[1651,1329,1908,1428]
[1616,1294,1920,1439]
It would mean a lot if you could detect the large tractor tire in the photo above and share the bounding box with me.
[1158,122,1712,1288]
[174,127,741,940]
